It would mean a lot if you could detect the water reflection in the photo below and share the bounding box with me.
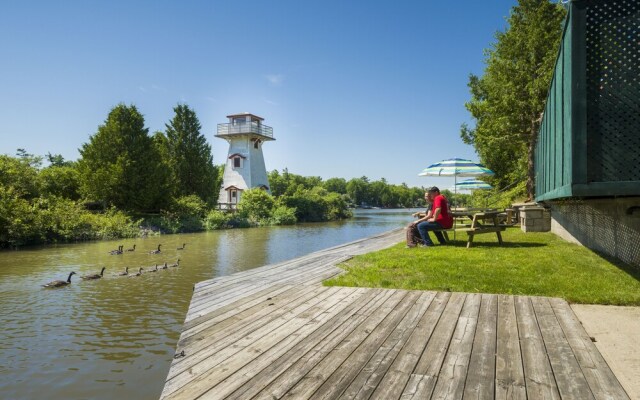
[0,209,414,400]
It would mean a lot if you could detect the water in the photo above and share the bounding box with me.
[0,209,414,400]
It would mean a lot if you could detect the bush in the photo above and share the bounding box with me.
[237,189,275,223]
[268,205,297,225]
[204,209,233,229]
[171,195,208,218]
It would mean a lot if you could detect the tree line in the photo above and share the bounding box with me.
[1,103,429,247]
[461,0,566,202]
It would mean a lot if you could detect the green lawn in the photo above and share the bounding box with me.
[325,227,640,305]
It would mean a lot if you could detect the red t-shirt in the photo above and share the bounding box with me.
[432,194,453,229]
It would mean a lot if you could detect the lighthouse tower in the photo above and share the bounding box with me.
[215,113,275,209]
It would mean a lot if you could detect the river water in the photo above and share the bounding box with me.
[0,209,413,400]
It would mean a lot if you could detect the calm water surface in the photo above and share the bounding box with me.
[0,209,414,400]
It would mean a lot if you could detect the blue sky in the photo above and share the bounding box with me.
[0,0,518,188]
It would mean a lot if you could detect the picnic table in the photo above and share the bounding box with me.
[452,210,506,248]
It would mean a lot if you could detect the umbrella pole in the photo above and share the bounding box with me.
[453,175,457,240]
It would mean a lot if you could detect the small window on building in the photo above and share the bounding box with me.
[233,157,241,168]
[253,140,261,149]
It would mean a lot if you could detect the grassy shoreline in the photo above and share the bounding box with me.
[325,227,640,305]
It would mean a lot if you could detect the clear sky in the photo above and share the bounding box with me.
[0,0,518,189]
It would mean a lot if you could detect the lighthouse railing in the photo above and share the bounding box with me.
[216,122,273,138]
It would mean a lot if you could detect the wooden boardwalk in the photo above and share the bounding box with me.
[161,229,630,400]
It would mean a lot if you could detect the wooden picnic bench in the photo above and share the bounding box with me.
[451,210,506,248]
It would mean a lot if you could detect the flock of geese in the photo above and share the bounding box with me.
[42,243,186,288]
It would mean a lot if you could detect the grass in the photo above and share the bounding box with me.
[324,227,640,305]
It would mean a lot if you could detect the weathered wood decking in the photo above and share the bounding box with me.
[161,228,629,400]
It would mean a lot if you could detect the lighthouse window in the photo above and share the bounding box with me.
[233,157,241,168]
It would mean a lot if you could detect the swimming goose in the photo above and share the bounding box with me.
[168,259,180,268]
[126,244,136,252]
[148,244,162,254]
[117,267,129,276]
[177,243,186,250]
[148,264,159,272]
[161,262,168,270]
[129,267,144,277]
[43,272,76,288]
[109,245,123,255]
[81,267,106,280]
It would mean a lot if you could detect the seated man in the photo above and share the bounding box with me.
[414,186,453,246]
[406,192,433,248]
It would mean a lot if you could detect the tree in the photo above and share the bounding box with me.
[77,104,169,211]
[462,0,566,200]
[164,104,217,204]
[323,177,347,194]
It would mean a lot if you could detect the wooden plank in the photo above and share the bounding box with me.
[280,291,420,399]
[162,287,355,399]
[463,293,497,399]
[196,287,371,400]
[310,291,434,400]
[252,290,408,400]
[429,293,481,400]
[222,288,389,400]
[515,296,561,400]
[164,285,337,388]
[186,263,341,319]
[181,284,300,333]
[495,295,526,400]
[355,291,448,400]
[178,285,309,349]
[531,296,595,400]
[549,298,630,399]
[401,292,467,399]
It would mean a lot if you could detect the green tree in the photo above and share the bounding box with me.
[38,165,81,200]
[164,104,217,204]
[462,0,566,200]
[323,177,347,194]
[77,104,169,211]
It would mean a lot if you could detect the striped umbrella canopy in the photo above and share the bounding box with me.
[418,158,494,178]
[455,178,493,190]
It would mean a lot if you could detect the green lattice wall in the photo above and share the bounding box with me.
[535,0,640,201]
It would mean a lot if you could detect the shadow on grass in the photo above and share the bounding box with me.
[443,241,546,249]
[594,250,640,283]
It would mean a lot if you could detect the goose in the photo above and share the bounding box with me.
[43,272,76,288]
[117,267,129,276]
[148,264,159,272]
[81,267,106,280]
[148,244,162,254]
[168,259,180,268]
[126,244,136,252]
[161,262,168,270]
[177,243,186,250]
[129,267,144,277]
[109,245,123,255]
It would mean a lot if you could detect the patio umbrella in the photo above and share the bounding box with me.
[419,158,495,238]
[455,178,493,191]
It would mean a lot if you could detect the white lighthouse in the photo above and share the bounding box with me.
[215,113,275,209]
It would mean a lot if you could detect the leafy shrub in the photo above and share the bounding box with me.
[237,189,275,223]
[171,195,208,218]
[204,209,233,229]
[38,165,81,200]
[268,205,297,225]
